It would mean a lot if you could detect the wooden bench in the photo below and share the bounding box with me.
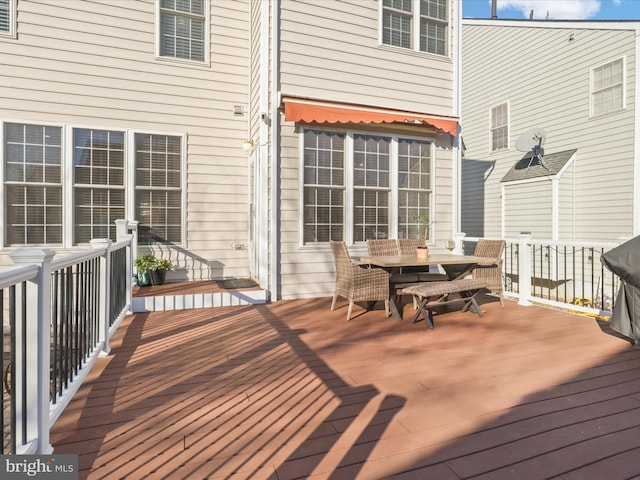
[399,279,488,328]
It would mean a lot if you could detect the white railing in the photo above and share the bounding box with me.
[455,233,620,318]
[1,222,135,455]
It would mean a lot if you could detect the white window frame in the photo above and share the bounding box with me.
[156,0,210,65]
[380,0,449,57]
[490,102,509,152]
[0,120,186,248]
[299,127,435,247]
[129,130,187,246]
[0,0,16,39]
[590,57,626,118]
[3,121,64,246]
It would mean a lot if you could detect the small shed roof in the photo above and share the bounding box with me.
[501,149,577,183]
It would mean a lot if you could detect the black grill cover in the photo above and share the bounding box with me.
[601,236,640,347]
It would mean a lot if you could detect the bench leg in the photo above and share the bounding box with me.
[460,290,483,317]
[411,296,435,328]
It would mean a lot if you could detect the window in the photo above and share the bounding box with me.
[591,58,625,117]
[490,103,509,151]
[382,0,448,56]
[0,0,15,37]
[2,122,184,247]
[4,123,63,245]
[73,129,125,243]
[397,139,431,240]
[135,134,182,244]
[303,131,345,243]
[158,0,207,62]
[302,129,433,245]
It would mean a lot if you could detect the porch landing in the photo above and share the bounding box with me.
[131,279,267,312]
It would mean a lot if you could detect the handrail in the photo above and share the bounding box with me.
[1,223,134,455]
[0,264,38,290]
[457,233,621,317]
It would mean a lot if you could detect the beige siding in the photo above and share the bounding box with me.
[279,0,456,116]
[0,0,251,279]
[462,22,637,243]
[504,182,553,238]
[276,1,459,299]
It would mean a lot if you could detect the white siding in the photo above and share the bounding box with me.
[462,21,637,243]
[0,0,251,279]
[559,162,576,241]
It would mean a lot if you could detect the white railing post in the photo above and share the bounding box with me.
[518,233,533,306]
[90,239,112,356]
[10,248,55,454]
[127,220,139,267]
[116,219,134,308]
[452,232,466,254]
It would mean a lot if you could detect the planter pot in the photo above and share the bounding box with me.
[150,269,167,286]
[137,272,152,287]
[416,247,429,260]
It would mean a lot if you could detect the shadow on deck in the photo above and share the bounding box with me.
[51,295,640,479]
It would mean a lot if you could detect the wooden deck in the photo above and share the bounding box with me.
[50,294,640,479]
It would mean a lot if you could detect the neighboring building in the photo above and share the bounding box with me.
[460,19,640,244]
[0,0,462,301]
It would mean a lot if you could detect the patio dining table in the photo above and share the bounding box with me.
[359,253,494,320]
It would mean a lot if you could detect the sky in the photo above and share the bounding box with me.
[462,0,640,20]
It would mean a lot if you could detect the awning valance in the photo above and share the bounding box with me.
[283,97,458,136]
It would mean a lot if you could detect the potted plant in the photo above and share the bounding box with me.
[134,254,172,286]
[413,213,430,240]
[150,258,172,286]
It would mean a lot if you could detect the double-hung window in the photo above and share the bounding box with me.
[135,134,183,244]
[5,123,63,245]
[0,0,16,38]
[73,129,125,243]
[303,129,433,245]
[382,0,448,56]
[158,0,207,62]
[591,58,625,117]
[3,122,184,247]
[490,103,509,151]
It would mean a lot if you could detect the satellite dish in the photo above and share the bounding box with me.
[515,128,549,171]
[515,127,546,152]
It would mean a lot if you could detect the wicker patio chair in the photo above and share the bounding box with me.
[472,239,506,307]
[367,239,398,256]
[330,241,390,321]
[397,238,447,282]
[397,238,425,255]
[367,238,421,284]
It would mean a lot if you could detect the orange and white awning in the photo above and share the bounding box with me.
[283,97,458,136]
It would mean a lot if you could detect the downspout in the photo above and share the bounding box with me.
[453,0,463,236]
[633,26,640,236]
[270,0,281,302]
[259,0,269,287]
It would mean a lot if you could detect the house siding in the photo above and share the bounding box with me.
[461,21,637,243]
[276,0,460,299]
[279,0,456,115]
[0,0,251,279]
[559,161,576,241]
[504,181,553,238]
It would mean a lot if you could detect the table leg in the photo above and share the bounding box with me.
[441,263,477,280]
[388,296,403,321]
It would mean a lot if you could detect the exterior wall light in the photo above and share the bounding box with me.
[242,139,255,152]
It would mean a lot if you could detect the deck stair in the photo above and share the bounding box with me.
[131,279,267,312]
